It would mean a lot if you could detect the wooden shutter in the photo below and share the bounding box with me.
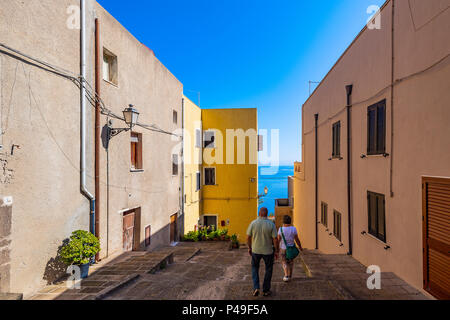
[131,133,138,169]
[423,177,450,299]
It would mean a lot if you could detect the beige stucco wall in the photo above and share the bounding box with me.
[0,0,96,297]
[96,3,183,258]
[182,96,202,233]
[294,0,450,291]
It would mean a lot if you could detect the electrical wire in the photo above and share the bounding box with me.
[303,51,450,136]
[0,42,180,138]
[408,0,450,32]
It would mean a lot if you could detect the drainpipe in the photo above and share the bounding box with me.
[94,18,101,261]
[181,97,185,236]
[314,113,319,250]
[80,0,95,235]
[346,84,353,256]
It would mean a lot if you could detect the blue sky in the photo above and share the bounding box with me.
[97,0,386,165]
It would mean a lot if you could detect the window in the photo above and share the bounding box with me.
[204,167,216,185]
[195,129,202,148]
[321,202,328,227]
[333,210,342,241]
[145,225,151,247]
[203,215,217,230]
[367,99,386,155]
[332,121,341,158]
[130,132,143,170]
[367,191,386,242]
[173,110,178,124]
[172,154,179,175]
[103,48,118,85]
[203,130,215,148]
[196,172,201,191]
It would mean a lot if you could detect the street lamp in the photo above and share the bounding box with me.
[122,105,140,129]
[109,105,140,138]
[258,186,269,199]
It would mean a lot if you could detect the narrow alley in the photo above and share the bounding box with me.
[30,242,429,300]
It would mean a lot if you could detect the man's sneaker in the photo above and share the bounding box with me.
[263,290,272,297]
[283,276,289,282]
[252,289,260,297]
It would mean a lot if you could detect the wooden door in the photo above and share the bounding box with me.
[422,177,450,299]
[123,211,135,252]
[170,213,177,243]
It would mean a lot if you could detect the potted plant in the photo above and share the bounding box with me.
[60,230,100,279]
[230,234,240,249]
[218,228,228,241]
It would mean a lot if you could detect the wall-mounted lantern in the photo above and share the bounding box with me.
[109,105,140,138]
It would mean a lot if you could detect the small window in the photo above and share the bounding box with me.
[172,154,179,176]
[103,48,118,85]
[203,215,217,230]
[333,210,342,241]
[203,130,215,148]
[145,225,151,247]
[367,191,386,242]
[131,132,143,170]
[321,202,328,227]
[204,167,216,185]
[195,129,202,148]
[173,110,178,124]
[332,121,341,158]
[367,100,386,155]
[196,172,201,191]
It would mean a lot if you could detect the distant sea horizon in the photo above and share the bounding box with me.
[258,165,294,216]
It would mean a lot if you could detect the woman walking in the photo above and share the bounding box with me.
[278,215,303,282]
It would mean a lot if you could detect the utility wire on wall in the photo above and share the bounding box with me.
[0,42,180,138]
[302,51,450,136]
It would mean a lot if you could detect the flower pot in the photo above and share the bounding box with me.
[79,263,90,279]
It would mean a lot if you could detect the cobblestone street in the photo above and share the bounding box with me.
[29,241,430,300]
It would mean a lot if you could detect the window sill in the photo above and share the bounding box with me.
[361,153,390,159]
[130,169,144,173]
[204,184,218,187]
[328,156,344,161]
[361,231,389,248]
[103,78,119,88]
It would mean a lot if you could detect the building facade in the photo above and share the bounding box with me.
[293,0,450,299]
[96,3,183,258]
[182,96,202,234]
[0,0,183,297]
[183,102,259,240]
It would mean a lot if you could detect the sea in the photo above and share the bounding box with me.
[258,165,294,216]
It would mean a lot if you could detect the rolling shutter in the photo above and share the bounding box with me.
[423,177,450,299]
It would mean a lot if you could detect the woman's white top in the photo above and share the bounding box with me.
[278,226,298,250]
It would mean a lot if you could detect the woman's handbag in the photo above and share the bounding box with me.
[281,227,300,260]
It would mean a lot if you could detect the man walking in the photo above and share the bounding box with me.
[246,207,279,297]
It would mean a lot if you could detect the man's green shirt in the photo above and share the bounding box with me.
[246,217,277,255]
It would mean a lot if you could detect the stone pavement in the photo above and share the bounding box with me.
[300,250,431,300]
[27,242,430,300]
[103,242,430,300]
[28,246,199,300]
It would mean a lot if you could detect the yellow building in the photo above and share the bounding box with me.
[183,96,258,240]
